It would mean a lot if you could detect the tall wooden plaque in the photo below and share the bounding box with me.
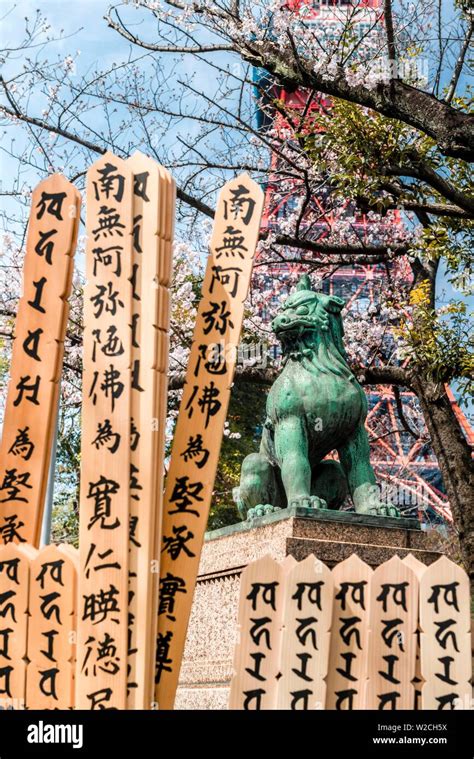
[419,556,471,710]
[0,175,80,546]
[76,153,133,709]
[154,174,263,708]
[367,555,418,709]
[26,544,78,708]
[276,555,333,709]
[326,554,372,709]
[124,152,175,708]
[229,555,285,709]
[0,543,36,708]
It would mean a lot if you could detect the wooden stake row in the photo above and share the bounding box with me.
[1,163,265,710]
[229,553,471,710]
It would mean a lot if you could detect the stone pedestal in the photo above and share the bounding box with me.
[175,506,446,710]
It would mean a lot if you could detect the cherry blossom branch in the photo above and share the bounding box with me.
[380,182,471,219]
[105,5,234,53]
[259,232,408,259]
[104,1,474,161]
[245,40,474,161]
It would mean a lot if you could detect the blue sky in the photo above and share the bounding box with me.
[0,0,239,238]
[0,1,126,204]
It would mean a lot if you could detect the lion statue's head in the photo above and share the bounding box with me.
[271,274,354,379]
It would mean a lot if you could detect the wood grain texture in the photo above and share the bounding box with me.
[229,555,285,709]
[366,555,418,709]
[0,175,80,546]
[26,544,77,709]
[277,554,333,710]
[419,556,471,710]
[326,553,372,710]
[154,175,264,709]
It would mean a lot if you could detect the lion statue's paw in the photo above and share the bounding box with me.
[359,503,401,518]
[370,503,401,518]
[289,495,327,510]
[247,504,281,521]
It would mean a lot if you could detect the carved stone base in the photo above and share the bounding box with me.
[175,506,447,710]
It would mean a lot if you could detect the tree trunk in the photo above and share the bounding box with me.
[413,377,474,579]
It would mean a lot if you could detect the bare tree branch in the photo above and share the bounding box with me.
[445,17,474,105]
[105,6,234,53]
[0,95,411,261]
[393,383,420,439]
[385,159,474,214]
[168,363,410,390]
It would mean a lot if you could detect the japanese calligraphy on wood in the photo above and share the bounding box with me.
[76,153,133,709]
[155,174,264,709]
[124,152,175,709]
[26,544,78,709]
[326,553,372,710]
[419,556,471,710]
[0,543,36,708]
[229,555,285,710]
[276,555,333,709]
[366,555,418,709]
[229,553,471,711]
[0,175,80,546]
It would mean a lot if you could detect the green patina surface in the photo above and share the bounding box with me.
[234,275,402,521]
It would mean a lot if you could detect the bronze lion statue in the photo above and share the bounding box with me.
[234,275,399,520]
